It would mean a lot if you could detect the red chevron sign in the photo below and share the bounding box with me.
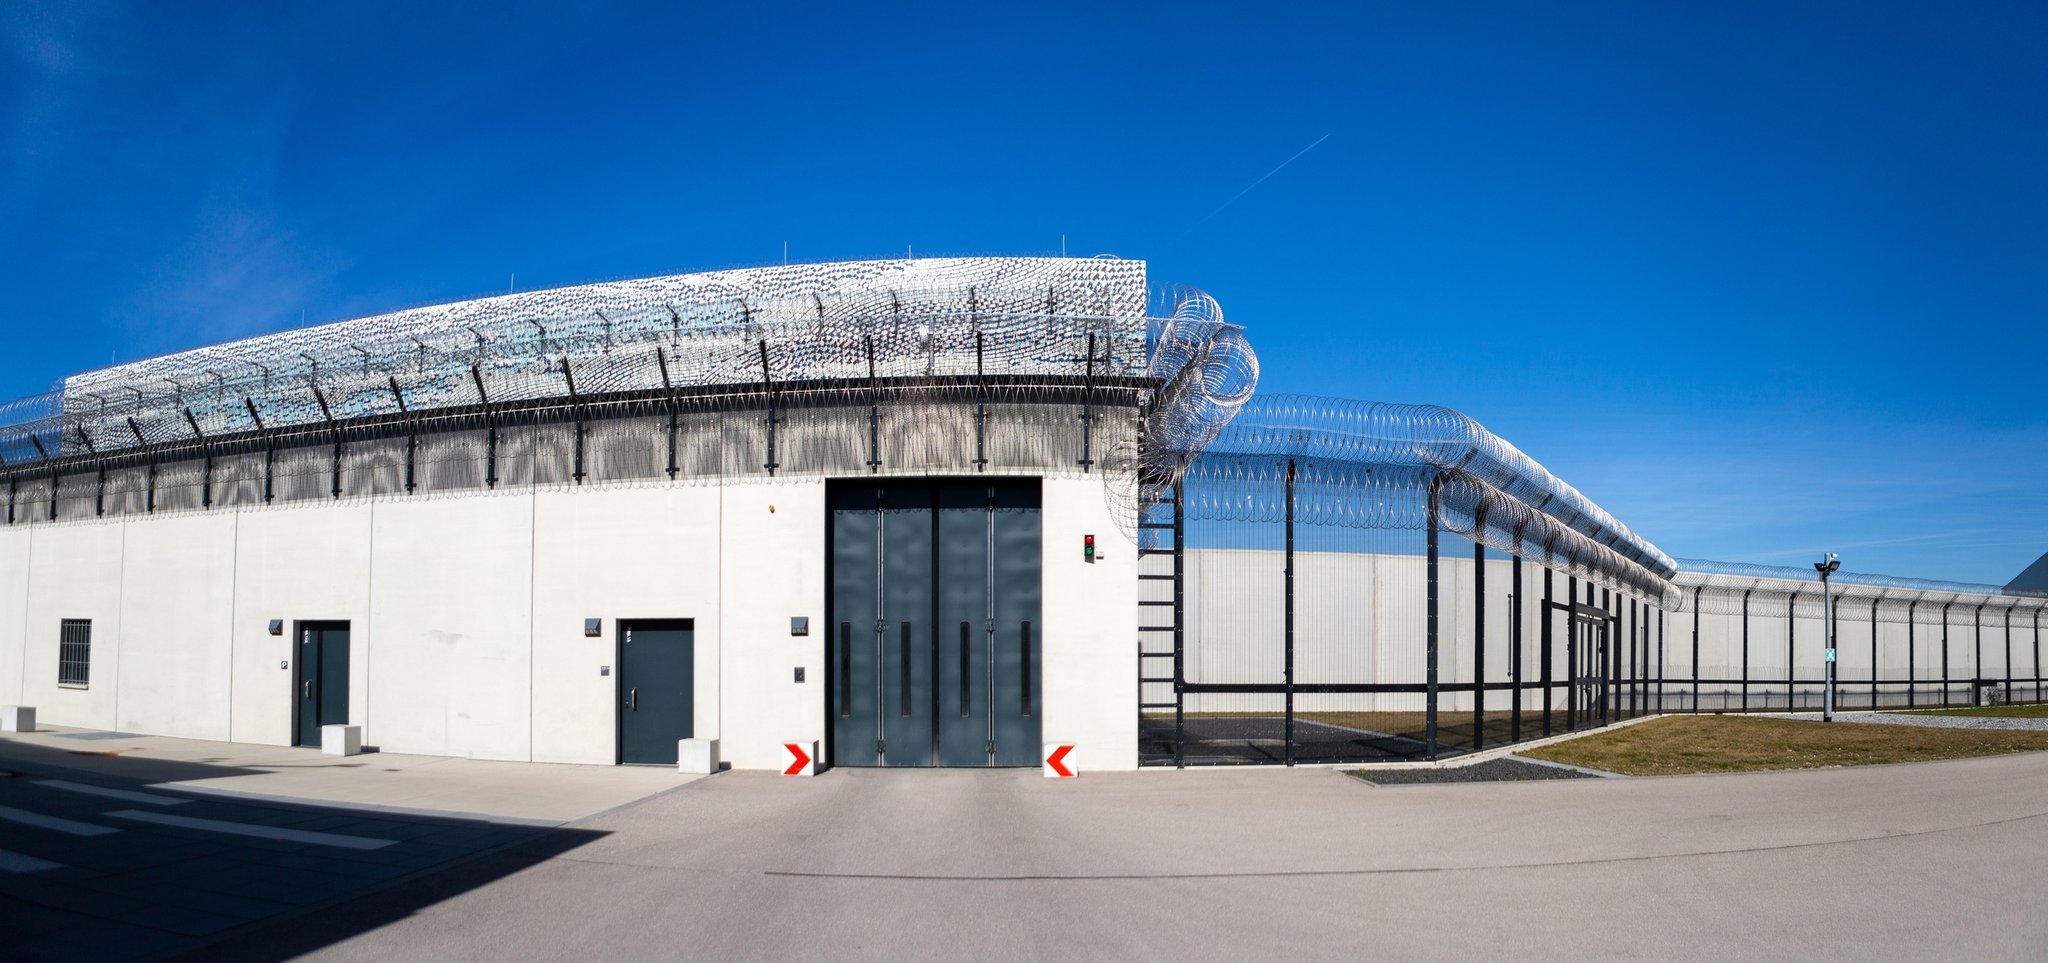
[1043,743,1075,778]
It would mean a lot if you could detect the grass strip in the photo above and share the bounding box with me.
[1520,715,2048,776]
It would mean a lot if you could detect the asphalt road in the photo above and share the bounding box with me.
[194,751,2048,962]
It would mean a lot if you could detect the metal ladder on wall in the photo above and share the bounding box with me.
[1137,480,1184,767]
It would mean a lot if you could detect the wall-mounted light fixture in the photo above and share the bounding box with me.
[790,616,809,636]
[267,619,284,636]
[584,618,602,637]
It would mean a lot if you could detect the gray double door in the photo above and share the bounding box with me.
[829,479,1042,767]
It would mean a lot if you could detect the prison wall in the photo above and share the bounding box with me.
[0,468,1140,770]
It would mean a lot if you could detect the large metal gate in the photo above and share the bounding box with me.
[827,479,1042,767]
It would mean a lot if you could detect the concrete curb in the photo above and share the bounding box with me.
[1509,754,1627,778]
[1134,714,1667,773]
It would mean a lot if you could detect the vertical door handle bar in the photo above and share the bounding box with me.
[959,621,972,717]
[839,622,852,718]
[1021,620,1032,717]
[899,621,912,718]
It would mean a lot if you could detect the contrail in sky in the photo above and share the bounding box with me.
[1194,133,1331,226]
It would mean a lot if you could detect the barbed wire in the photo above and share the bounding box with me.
[0,257,1159,463]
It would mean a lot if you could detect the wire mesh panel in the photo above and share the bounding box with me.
[271,446,333,504]
[103,466,149,517]
[213,452,264,507]
[152,460,205,513]
[417,430,490,493]
[54,472,97,519]
[1148,395,1677,766]
[346,436,407,496]
[586,417,666,484]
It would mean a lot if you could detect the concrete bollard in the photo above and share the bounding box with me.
[321,724,363,757]
[678,738,720,774]
[1,706,34,733]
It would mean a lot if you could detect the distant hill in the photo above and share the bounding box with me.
[2010,551,2048,594]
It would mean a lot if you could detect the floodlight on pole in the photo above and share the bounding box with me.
[1816,553,1841,721]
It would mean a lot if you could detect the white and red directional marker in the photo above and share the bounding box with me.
[1043,743,1077,778]
[783,740,817,777]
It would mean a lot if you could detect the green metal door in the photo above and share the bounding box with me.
[619,619,694,764]
[294,622,350,748]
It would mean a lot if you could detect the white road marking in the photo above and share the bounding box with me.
[0,804,120,837]
[105,810,397,850]
[33,779,191,806]
[0,848,64,873]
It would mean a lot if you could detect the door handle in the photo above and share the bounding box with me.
[630,688,637,710]
[303,681,311,700]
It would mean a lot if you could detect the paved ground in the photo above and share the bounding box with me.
[0,728,693,961]
[0,726,689,822]
[192,750,2048,962]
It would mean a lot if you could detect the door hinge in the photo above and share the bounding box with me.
[876,738,886,755]
[986,740,995,755]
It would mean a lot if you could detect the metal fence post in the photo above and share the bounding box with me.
[1741,589,1751,712]
[1425,474,1443,761]
[1473,535,1486,750]
[1541,568,1554,736]
[1565,575,1578,731]
[1907,600,1917,709]
[1283,459,1295,766]
[1787,592,1799,711]
[1510,554,1522,743]
[2006,605,2015,702]
[1941,602,1952,707]
[1692,586,1702,711]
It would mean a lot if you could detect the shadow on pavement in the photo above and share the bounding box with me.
[0,738,610,963]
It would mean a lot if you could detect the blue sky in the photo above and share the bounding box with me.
[2,2,2042,583]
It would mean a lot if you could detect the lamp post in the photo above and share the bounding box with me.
[1816,553,1840,721]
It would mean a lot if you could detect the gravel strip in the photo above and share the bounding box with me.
[1760,711,2048,732]
[1347,757,1602,785]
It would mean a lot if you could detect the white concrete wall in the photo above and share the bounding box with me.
[0,472,1132,770]
[717,481,825,771]
[19,521,125,730]
[116,513,235,740]
[368,494,535,760]
[530,486,723,765]
[1184,550,1588,715]
[0,527,32,706]
[229,504,374,745]
[1042,475,1138,771]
